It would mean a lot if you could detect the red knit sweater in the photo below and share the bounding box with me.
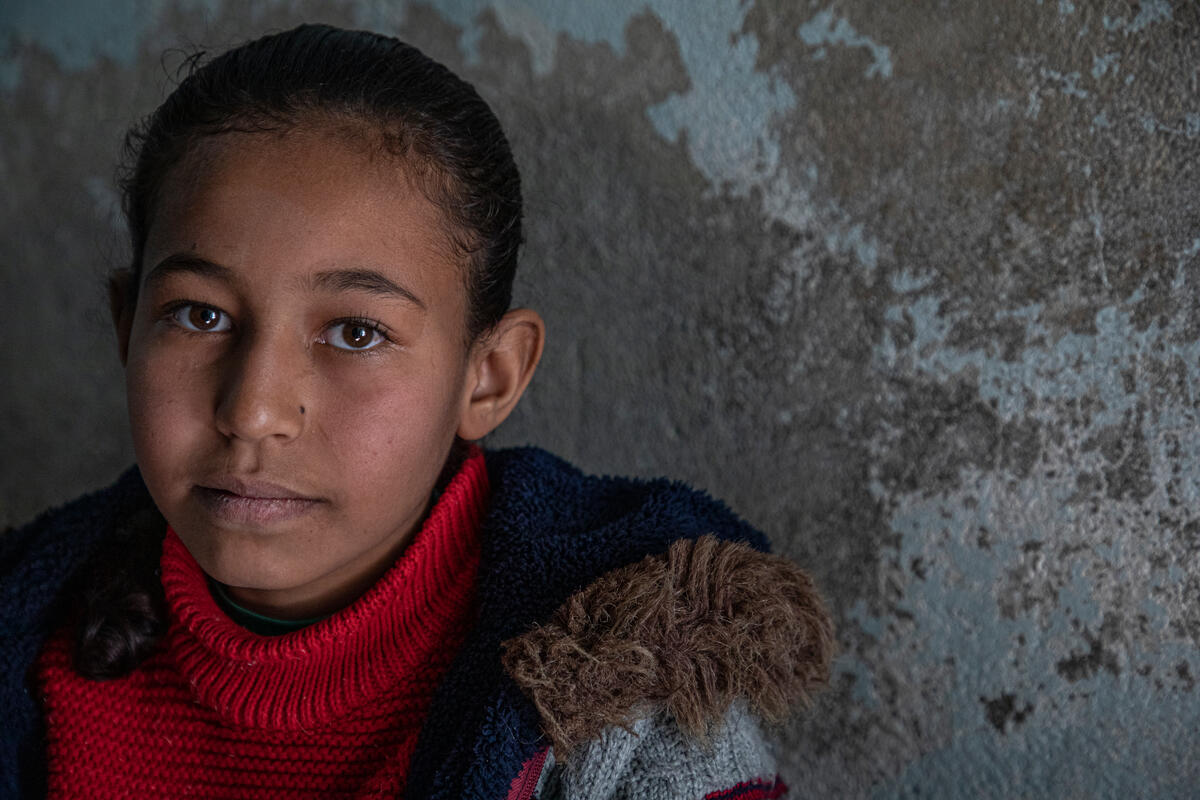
[37,449,487,798]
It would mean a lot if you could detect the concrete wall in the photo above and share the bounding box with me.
[3,1,1198,796]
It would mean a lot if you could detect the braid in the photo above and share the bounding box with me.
[72,507,168,679]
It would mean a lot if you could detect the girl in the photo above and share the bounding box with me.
[1,24,832,799]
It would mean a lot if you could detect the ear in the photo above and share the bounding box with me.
[457,308,545,441]
[108,269,135,366]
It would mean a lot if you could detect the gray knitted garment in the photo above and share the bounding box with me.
[537,702,778,800]
[501,535,833,799]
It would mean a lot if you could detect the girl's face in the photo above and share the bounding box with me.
[121,129,487,618]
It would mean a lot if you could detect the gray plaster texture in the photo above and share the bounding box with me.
[3,0,1198,796]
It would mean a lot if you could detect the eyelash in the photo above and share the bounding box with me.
[321,314,393,352]
[161,301,394,353]
[163,300,232,335]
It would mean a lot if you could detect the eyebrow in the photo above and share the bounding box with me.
[309,268,426,309]
[142,254,426,309]
[143,253,233,288]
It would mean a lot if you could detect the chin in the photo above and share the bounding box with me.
[178,525,303,591]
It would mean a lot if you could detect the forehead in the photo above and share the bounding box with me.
[142,128,467,303]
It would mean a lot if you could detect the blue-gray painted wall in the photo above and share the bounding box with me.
[3,1,1198,796]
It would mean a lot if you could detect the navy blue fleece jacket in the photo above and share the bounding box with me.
[0,447,768,799]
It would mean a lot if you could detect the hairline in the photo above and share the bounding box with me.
[130,114,489,347]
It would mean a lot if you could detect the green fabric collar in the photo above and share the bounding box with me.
[209,580,329,636]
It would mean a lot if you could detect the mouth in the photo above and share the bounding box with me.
[193,477,323,526]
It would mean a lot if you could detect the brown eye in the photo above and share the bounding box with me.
[172,304,230,333]
[190,307,220,330]
[344,323,371,347]
[326,320,385,351]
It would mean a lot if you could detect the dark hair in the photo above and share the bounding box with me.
[122,23,522,342]
[74,24,522,679]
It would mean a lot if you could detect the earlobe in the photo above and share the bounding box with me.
[109,269,135,366]
[457,308,545,441]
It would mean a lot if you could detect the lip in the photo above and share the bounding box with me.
[193,476,323,526]
[201,475,317,500]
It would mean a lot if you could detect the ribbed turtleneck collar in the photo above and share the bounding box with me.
[159,446,488,731]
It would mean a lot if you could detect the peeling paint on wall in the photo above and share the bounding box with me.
[426,0,799,192]
[858,273,1200,795]
[797,7,893,79]
[1103,0,1172,34]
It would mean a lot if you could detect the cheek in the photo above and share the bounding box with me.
[125,341,213,464]
[317,365,465,483]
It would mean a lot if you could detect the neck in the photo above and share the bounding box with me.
[209,578,329,635]
[219,523,421,620]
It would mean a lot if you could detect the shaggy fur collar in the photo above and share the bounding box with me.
[501,535,834,754]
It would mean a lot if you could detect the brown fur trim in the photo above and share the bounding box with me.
[500,535,834,755]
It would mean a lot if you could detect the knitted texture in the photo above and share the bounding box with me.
[4,447,786,798]
[36,447,488,798]
[0,466,154,798]
[541,702,783,800]
[704,778,789,800]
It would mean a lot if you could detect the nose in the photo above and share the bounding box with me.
[214,329,308,444]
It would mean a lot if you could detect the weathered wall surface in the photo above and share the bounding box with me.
[3,1,1198,796]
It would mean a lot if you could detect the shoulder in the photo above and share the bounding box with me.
[476,447,782,647]
[483,446,767,547]
[480,447,771,601]
[422,448,832,798]
[1,465,155,622]
[499,521,833,797]
[0,466,160,797]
